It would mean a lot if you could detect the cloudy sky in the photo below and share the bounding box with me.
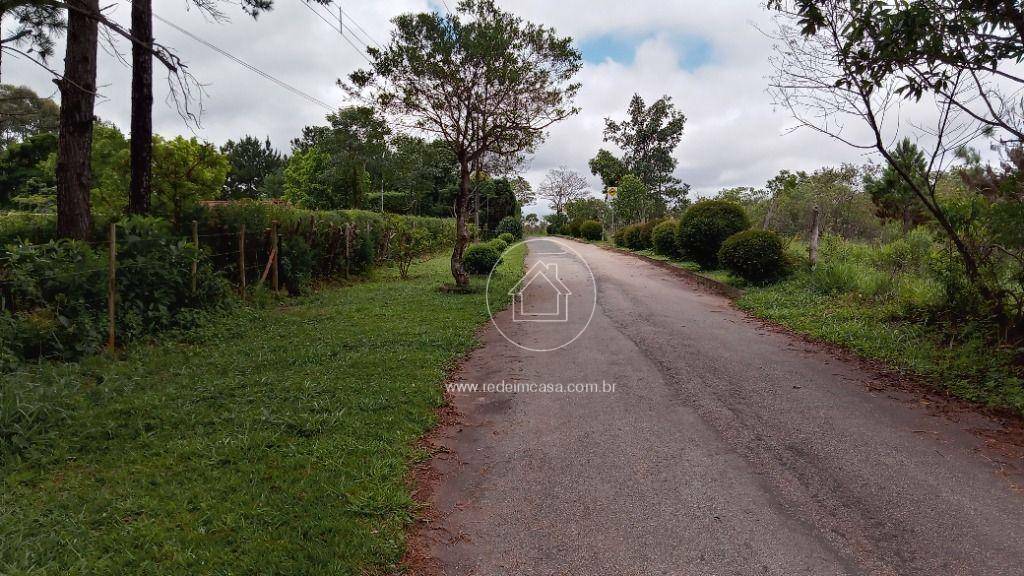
[7,0,883,213]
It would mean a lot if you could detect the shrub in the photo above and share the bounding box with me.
[718,229,789,283]
[579,220,602,241]
[652,220,679,257]
[463,242,502,274]
[497,232,515,245]
[392,225,431,279]
[677,200,750,268]
[544,213,567,235]
[623,224,645,250]
[279,236,316,293]
[489,238,508,253]
[495,215,523,239]
[564,220,582,238]
[638,219,663,250]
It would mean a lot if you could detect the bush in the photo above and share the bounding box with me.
[0,217,229,362]
[652,220,679,257]
[677,200,750,268]
[544,213,567,235]
[718,229,789,283]
[579,220,602,241]
[497,232,515,245]
[564,220,582,238]
[279,236,315,294]
[494,215,523,239]
[463,242,502,274]
[489,238,508,253]
[638,219,663,250]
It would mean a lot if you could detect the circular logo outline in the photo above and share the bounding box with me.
[485,237,598,352]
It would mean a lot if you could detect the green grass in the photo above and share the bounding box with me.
[0,245,526,575]
[737,275,1024,415]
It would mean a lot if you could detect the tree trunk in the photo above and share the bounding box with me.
[56,0,99,240]
[128,0,153,215]
[451,161,471,288]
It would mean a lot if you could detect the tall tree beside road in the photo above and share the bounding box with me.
[55,0,99,240]
[347,0,582,287]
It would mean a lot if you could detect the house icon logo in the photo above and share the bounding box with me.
[508,261,572,322]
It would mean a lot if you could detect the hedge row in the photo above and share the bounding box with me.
[0,203,455,366]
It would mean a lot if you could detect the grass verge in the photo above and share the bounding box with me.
[592,237,1022,416]
[0,245,526,575]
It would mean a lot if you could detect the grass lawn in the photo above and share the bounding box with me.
[0,244,525,575]
[736,279,1024,414]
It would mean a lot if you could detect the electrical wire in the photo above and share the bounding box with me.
[153,12,336,111]
[294,0,375,65]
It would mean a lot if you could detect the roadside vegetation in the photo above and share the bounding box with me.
[542,77,1023,415]
[0,244,525,575]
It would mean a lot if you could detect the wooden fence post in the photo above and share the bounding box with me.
[107,222,117,350]
[345,223,352,279]
[808,205,821,268]
[238,224,247,299]
[191,220,198,295]
[271,220,279,292]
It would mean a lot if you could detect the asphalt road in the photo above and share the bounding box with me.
[413,237,1024,576]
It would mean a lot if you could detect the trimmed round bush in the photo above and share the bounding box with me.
[463,242,502,274]
[495,215,523,239]
[489,238,508,253]
[579,220,603,241]
[622,224,645,250]
[652,220,679,257]
[497,232,515,245]
[677,200,750,268]
[718,229,789,283]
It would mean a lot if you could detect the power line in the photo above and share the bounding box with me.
[338,5,383,49]
[153,12,335,111]
[295,0,375,66]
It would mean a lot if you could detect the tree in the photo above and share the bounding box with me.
[384,135,458,215]
[221,135,285,199]
[348,0,582,287]
[127,0,289,215]
[55,0,100,240]
[0,84,59,146]
[603,94,688,204]
[612,173,664,224]
[282,147,338,209]
[864,139,929,231]
[477,177,519,234]
[510,176,534,206]
[151,135,229,224]
[564,197,607,223]
[0,131,56,204]
[0,0,65,83]
[772,0,1024,141]
[538,166,590,215]
[768,1,1022,336]
[588,148,626,190]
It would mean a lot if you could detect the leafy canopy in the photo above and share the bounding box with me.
[603,94,688,202]
[347,0,582,163]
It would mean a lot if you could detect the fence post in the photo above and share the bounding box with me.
[107,222,117,351]
[271,220,279,292]
[345,223,352,279]
[238,224,247,299]
[191,220,198,295]
[808,204,821,268]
